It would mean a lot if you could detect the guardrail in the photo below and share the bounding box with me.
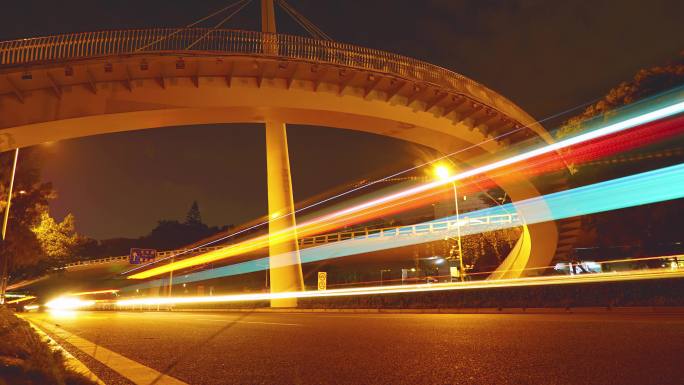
[0,28,527,124]
[64,213,520,269]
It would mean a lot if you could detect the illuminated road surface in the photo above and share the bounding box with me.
[22,311,684,385]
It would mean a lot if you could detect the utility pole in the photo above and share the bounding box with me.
[452,181,466,282]
[0,149,19,305]
[168,256,174,297]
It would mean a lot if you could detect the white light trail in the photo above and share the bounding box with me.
[117,268,684,308]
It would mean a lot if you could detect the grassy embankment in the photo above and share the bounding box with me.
[0,308,95,385]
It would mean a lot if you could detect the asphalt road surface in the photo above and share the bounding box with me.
[22,311,684,385]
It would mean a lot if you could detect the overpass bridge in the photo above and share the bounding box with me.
[64,213,521,271]
[0,0,575,305]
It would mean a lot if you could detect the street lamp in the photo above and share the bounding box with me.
[433,164,466,282]
[1,149,19,304]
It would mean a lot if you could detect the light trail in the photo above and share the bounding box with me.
[43,289,119,310]
[122,160,684,292]
[4,293,30,298]
[45,297,95,310]
[121,93,610,275]
[5,295,36,304]
[68,289,119,296]
[128,96,684,279]
[116,268,684,308]
[323,254,684,288]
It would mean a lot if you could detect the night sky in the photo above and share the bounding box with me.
[1,0,682,239]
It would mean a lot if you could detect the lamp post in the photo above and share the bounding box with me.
[434,165,465,282]
[167,255,174,297]
[1,149,19,305]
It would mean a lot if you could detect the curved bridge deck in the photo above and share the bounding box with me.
[0,28,545,146]
[0,28,566,279]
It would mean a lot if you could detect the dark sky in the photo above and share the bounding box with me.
[1,0,682,239]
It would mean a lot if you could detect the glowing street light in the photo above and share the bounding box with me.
[433,164,465,282]
[434,165,451,180]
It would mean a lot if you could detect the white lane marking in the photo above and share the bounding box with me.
[26,317,188,385]
[194,318,300,326]
[23,319,106,385]
[314,315,420,319]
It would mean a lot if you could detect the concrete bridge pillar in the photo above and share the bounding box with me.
[263,0,304,307]
[265,121,304,307]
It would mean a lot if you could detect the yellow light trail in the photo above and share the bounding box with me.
[118,268,684,307]
[45,297,96,310]
[128,97,684,280]
[42,289,120,311]
[68,289,119,296]
[5,295,36,304]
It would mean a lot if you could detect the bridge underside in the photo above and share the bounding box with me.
[0,53,560,281]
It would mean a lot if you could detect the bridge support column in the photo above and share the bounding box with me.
[266,121,304,307]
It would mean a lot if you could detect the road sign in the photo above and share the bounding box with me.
[450,266,460,278]
[129,248,157,264]
[317,272,327,291]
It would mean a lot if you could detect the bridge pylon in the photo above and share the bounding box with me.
[263,0,304,307]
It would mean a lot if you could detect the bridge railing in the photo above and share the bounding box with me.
[298,213,520,246]
[0,28,524,120]
[64,213,520,269]
[63,245,225,269]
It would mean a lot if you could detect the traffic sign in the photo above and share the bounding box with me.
[317,272,327,291]
[129,248,157,264]
[450,266,460,278]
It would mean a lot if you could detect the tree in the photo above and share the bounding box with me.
[557,54,684,139]
[0,149,55,280]
[31,212,81,265]
[556,54,684,260]
[185,201,202,226]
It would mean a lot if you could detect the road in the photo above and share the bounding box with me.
[22,310,684,385]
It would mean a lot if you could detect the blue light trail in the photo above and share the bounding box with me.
[123,161,684,292]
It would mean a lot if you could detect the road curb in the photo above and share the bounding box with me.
[21,317,106,385]
[24,316,188,385]
[167,306,684,314]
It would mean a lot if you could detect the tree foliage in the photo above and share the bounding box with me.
[557,54,684,139]
[0,150,53,275]
[31,212,81,264]
[185,201,202,225]
[76,200,231,258]
[557,54,684,259]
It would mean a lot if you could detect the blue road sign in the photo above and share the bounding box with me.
[129,248,157,264]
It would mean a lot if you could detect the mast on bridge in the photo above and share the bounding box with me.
[262,0,304,307]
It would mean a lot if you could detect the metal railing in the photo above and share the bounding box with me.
[64,213,520,269]
[0,28,525,120]
[299,213,519,246]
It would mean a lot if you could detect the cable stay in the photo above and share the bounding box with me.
[136,0,332,53]
[136,0,253,52]
[276,0,332,40]
[185,0,253,49]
